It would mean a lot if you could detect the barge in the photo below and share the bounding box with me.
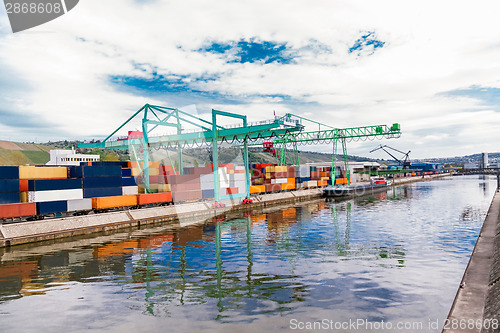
[323,177,391,197]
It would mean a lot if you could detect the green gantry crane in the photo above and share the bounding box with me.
[79,104,401,200]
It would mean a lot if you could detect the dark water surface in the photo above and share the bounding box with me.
[0,176,496,332]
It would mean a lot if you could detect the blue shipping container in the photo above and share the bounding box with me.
[122,168,132,177]
[75,165,122,178]
[0,179,20,193]
[202,189,215,199]
[28,178,83,191]
[91,161,130,168]
[0,166,19,179]
[122,177,137,186]
[83,187,123,198]
[36,200,68,215]
[0,192,20,204]
[83,176,122,188]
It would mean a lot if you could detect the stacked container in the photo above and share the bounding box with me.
[0,166,21,204]
[19,166,72,215]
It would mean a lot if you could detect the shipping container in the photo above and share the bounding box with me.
[250,185,265,194]
[137,192,172,205]
[0,179,20,193]
[83,187,122,198]
[28,178,82,192]
[83,176,122,188]
[19,166,67,180]
[202,189,214,199]
[28,189,83,203]
[67,198,92,212]
[74,165,122,178]
[281,183,296,191]
[122,177,137,187]
[157,184,171,192]
[122,186,139,195]
[226,187,238,195]
[172,190,203,202]
[0,166,19,179]
[265,184,282,193]
[171,183,201,192]
[92,195,138,209]
[122,168,132,177]
[36,200,68,215]
[91,161,130,168]
[0,202,36,219]
[0,192,21,204]
[19,179,28,192]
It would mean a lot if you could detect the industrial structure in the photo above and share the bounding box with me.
[79,104,402,201]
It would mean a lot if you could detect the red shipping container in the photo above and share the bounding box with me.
[172,190,202,201]
[265,184,282,193]
[226,187,238,195]
[0,203,36,219]
[274,172,288,178]
[137,192,172,205]
[19,179,29,192]
[193,166,214,175]
[171,182,201,191]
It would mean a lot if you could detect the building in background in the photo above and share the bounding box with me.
[46,148,100,166]
[480,152,489,169]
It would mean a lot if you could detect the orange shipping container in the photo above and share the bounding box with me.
[335,178,348,185]
[281,183,295,191]
[0,203,36,218]
[137,192,172,205]
[250,185,265,193]
[92,195,137,209]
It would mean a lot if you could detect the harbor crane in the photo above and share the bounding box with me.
[370,145,411,168]
[79,103,402,199]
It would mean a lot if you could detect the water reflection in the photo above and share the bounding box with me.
[0,176,497,332]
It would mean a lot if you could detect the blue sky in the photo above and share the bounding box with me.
[1,0,500,158]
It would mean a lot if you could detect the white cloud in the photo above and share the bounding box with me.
[0,0,499,158]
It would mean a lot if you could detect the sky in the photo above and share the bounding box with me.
[1,0,500,159]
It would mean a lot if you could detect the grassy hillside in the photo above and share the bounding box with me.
[0,141,51,165]
[0,139,382,166]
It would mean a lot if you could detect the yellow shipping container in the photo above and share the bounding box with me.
[266,166,274,173]
[130,161,160,169]
[253,178,264,185]
[157,184,171,192]
[321,177,330,181]
[250,185,265,194]
[20,191,28,203]
[19,166,67,179]
[275,166,287,173]
[131,167,159,176]
[92,195,137,209]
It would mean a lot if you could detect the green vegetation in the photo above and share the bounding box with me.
[22,150,50,164]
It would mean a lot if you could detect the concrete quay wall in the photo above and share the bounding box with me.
[0,174,449,248]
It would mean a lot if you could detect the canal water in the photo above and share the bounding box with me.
[0,176,497,332]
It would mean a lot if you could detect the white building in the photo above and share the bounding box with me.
[46,148,100,166]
